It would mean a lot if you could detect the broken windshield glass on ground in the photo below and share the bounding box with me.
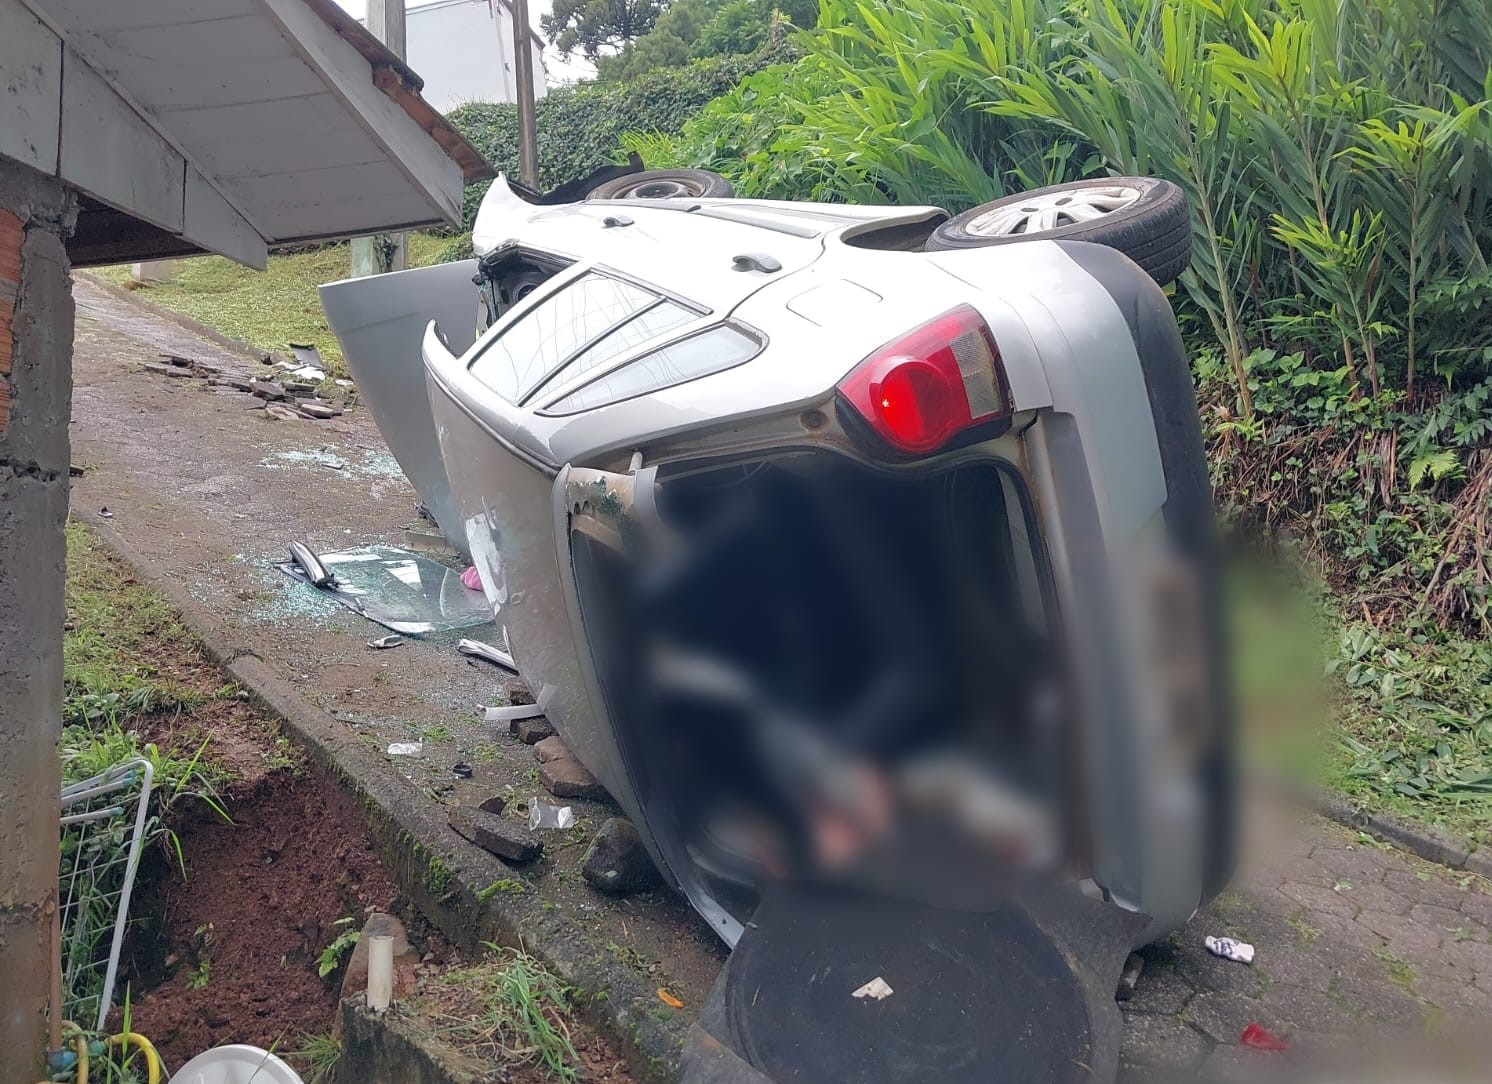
[276,543,492,636]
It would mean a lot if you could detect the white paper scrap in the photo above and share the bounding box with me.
[1204,935,1255,964]
[851,977,894,1001]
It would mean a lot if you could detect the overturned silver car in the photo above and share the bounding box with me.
[323,169,1231,1082]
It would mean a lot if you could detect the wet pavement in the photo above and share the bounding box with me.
[69,275,1492,1081]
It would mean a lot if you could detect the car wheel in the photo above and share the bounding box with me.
[924,177,1191,285]
[586,168,735,200]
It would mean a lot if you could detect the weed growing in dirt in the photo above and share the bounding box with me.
[289,1032,343,1084]
[414,947,581,1082]
[316,919,361,978]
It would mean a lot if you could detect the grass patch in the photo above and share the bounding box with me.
[65,521,203,715]
[413,946,580,1082]
[1373,945,1417,991]
[288,1032,343,1084]
[89,233,456,379]
[1323,617,1492,844]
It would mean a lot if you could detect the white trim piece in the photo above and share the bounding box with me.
[59,43,186,233]
[258,0,463,225]
[183,166,268,271]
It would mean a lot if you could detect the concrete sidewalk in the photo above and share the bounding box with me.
[70,278,1492,1081]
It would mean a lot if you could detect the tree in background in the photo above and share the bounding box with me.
[542,0,669,61]
[598,0,817,81]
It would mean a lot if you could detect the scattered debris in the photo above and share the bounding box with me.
[478,795,507,816]
[528,800,575,831]
[1240,1023,1287,1052]
[387,741,423,756]
[450,807,543,863]
[533,735,571,764]
[209,376,255,392]
[296,399,343,419]
[514,717,556,745]
[460,565,483,591]
[264,404,302,422]
[484,702,546,723]
[99,507,114,519]
[249,379,287,400]
[581,818,660,895]
[539,756,608,802]
[452,762,474,779]
[657,988,684,1009]
[403,522,453,554]
[1116,951,1145,1000]
[1205,935,1256,965]
[69,464,85,477]
[851,977,894,1001]
[288,342,327,378]
[284,381,319,397]
[143,361,194,378]
[459,638,517,671]
[368,635,405,650]
[161,352,194,367]
[288,540,335,588]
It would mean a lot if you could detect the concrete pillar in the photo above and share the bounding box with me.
[129,258,178,284]
[352,0,408,278]
[0,156,77,1076]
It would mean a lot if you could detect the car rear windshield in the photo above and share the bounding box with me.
[543,325,761,414]
[469,271,681,403]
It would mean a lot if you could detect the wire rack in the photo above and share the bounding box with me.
[59,757,155,1031]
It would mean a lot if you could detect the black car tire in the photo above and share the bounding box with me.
[587,168,735,200]
[924,176,1191,285]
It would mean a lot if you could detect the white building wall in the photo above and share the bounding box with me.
[404,0,547,112]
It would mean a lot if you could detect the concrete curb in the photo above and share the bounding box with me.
[77,511,690,1082]
[1309,792,1490,879]
[75,270,279,366]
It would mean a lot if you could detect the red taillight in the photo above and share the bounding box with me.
[837,305,1010,455]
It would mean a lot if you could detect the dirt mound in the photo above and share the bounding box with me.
[120,768,406,1071]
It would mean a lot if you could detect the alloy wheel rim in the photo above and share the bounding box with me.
[965,184,1143,237]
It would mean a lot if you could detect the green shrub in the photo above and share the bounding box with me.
[447,37,795,227]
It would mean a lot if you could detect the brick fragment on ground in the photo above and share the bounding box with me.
[539,756,608,801]
[143,362,193,378]
[514,716,556,744]
[249,379,286,399]
[296,399,342,419]
[449,806,543,863]
[533,735,570,764]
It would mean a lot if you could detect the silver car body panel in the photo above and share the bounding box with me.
[320,259,483,553]
[335,177,1212,945]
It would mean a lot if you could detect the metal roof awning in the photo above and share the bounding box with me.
[4,0,494,269]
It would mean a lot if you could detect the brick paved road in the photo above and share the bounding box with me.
[1120,806,1491,1080]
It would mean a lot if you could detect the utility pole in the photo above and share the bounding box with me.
[352,0,409,277]
[510,0,540,187]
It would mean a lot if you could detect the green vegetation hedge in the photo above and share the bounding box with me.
[446,37,795,227]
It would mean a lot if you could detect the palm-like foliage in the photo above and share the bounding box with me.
[644,0,1492,416]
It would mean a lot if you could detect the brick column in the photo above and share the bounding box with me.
[0,156,77,1077]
